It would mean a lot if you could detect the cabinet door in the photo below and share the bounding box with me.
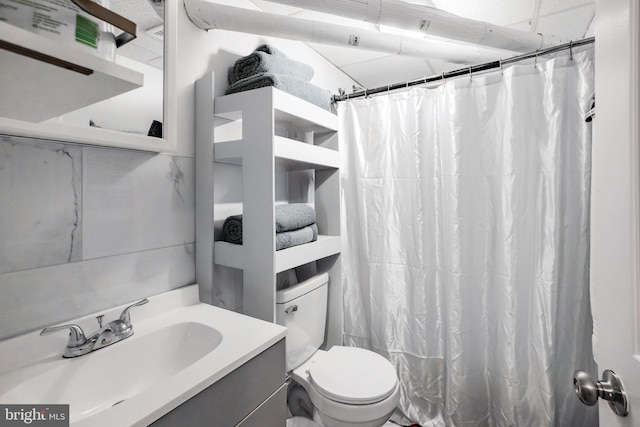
[150,340,286,426]
[237,384,287,427]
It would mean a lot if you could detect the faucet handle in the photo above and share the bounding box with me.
[119,298,149,326]
[108,298,148,339]
[40,324,87,347]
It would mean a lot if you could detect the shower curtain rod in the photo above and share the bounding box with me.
[333,36,595,102]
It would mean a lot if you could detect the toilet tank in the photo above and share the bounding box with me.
[276,272,329,372]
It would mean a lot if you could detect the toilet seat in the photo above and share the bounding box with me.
[307,346,398,405]
[290,346,400,426]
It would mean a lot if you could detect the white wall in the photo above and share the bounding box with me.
[0,138,195,340]
[0,1,356,340]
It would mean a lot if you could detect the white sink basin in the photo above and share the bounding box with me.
[0,285,286,426]
[1,322,222,422]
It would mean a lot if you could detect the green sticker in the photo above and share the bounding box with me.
[75,14,97,49]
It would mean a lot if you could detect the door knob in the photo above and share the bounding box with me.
[573,369,628,417]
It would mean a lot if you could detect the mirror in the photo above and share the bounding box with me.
[47,0,165,139]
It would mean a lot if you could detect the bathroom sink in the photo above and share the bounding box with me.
[0,322,222,423]
[0,285,286,427]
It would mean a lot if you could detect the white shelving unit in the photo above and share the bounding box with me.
[195,73,342,346]
[0,21,173,153]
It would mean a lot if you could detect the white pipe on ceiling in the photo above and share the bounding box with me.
[262,0,563,52]
[183,1,514,64]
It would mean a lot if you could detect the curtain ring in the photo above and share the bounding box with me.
[406,81,409,89]
[534,51,539,69]
[499,59,504,76]
[441,72,446,83]
[569,40,574,60]
[469,66,473,81]
[424,76,428,88]
[387,84,390,95]
[364,89,368,98]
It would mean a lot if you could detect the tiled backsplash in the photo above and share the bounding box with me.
[0,136,195,340]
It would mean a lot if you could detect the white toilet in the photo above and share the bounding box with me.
[276,273,400,427]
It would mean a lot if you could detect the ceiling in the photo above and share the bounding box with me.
[111,0,164,69]
[112,0,596,89]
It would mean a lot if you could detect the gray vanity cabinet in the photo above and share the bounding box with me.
[150,339,286,426]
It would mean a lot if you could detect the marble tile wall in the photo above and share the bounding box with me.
[0,138,82,273]
[0,136,195,340]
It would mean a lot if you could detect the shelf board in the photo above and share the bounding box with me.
[214,241,244,270]
[214,235,341,272]
[214,136,339,170]
[214,86,338,133]
[272,88,338,132]
[276,235,341,272]
[0,22,143,122]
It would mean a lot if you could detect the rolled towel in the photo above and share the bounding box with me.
[222,215,243,244]
[229,51,315,85]
[226,73,332,111]
[276,204,316,233]
[276,224,318,251]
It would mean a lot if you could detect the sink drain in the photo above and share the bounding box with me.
[112,400,125,407]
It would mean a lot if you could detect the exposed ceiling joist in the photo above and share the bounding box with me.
[261,0,563,51]
[184,1,514,64]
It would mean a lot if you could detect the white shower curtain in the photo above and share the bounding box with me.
[338,48,597,427]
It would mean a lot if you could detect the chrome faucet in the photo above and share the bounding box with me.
[40,298,149,358]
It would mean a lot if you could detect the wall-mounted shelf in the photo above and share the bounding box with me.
[214,136,340,170]
[195,74,343,345]
[214,236,341,272]
[214,86,339,133]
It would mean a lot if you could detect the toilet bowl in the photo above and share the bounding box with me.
[276,273,399,427]
[291,347,399,427]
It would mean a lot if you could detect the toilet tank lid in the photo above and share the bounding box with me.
[276,273,329,304]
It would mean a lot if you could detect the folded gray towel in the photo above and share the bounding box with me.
[222,214,317,250]
[276,204,316,233]
[222,204,317,244]
[276,224,318,251]
[226,73,332,111]
[229,51,315,85]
